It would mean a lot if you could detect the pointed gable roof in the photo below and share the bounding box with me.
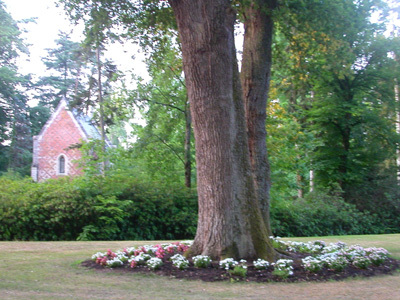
[35,97,108,144]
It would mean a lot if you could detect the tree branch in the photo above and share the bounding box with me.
[167,65,186,88]
[133,97,185,113]
[154,133,185,165]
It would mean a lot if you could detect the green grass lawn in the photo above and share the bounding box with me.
[0,234,399,300]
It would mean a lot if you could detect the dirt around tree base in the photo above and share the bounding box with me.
[81,255,400,283]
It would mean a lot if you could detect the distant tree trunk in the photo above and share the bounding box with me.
[184,97,192,188]
[169,0,275,261]
[63,63,68,98]
[309,91,315,192]
[8,95,32,174]
[395,77,400,184]
[96,46,106,173]
[74,66,81,100]
[309,168,315,192]
[297,174,304,198]
[241,0,277,234]
[338,111,351,194]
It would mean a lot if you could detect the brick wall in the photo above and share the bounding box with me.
[34,105,86,182]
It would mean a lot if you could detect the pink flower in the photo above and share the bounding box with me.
[166,246,175,254]
[95,257,103,265]
[156,246,165,259]
[106,249,116,258]
[99,257,108,266]
[130,260,138,268]
[178,243,189,253]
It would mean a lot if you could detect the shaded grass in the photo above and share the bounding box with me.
[0,235,399,300]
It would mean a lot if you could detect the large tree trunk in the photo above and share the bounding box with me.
[169,0,275,261]
[241,0,277,235]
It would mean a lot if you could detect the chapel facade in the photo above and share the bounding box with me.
[31,98,105,182]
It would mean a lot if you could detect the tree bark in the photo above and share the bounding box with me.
[169,0,275,261]
[240,0,277,235]
[309,169,315,192]
[395,77,400,184]
[184,97,192,188]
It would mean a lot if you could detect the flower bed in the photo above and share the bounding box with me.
[84,238,400,282]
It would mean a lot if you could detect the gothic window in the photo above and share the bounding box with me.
[59,155,66,174]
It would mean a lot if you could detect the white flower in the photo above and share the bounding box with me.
[322,242,347,254]
[352,256,372,269]
[219,258,239,270]
[128,252,152,265]
[125,247,136,255]
[301,256,324,272]
[170,254,189,270]
[91,252,106,260]
[273,259,294,277]
[274,259,293,269]
[106,257,123,267]
[365,247,389,265]
[193,255,212,268]
[146,257,163,270]
[114,250,129,262]
[253,258,270,270]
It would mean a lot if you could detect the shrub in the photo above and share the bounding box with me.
[352,256,372,269]
[0,175,197,241]
[270,189,378,237]
[229,265,247,277]
[366,247,389,266]
[0,177,96,240]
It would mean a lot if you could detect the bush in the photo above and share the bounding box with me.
[270,189,380,237]
[0,175,197,241]
[1,173,396,241]
[95,174,198,240]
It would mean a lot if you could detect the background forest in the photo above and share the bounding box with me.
[1,0,400,240]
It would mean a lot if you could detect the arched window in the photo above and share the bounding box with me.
[59,155,66,174]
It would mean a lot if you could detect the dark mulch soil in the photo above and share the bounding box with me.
[81,252,400,283]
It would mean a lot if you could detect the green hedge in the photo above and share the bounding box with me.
[0,177,95,240]
[270,189,393,237]
[0,175,197,241]
[0,176,398,241]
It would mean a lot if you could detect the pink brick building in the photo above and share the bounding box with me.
[31,98,104,182]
